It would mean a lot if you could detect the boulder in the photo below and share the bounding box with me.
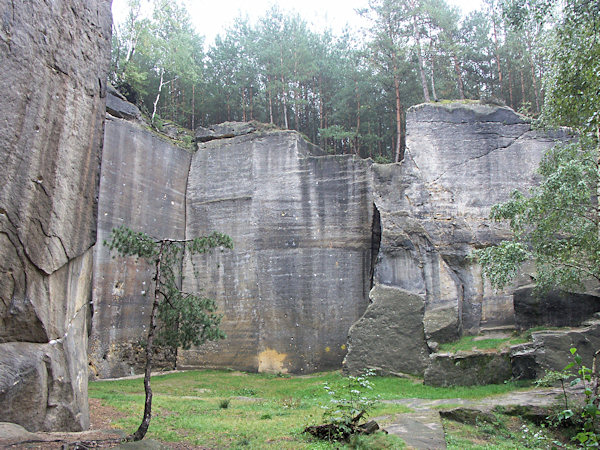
[0,341,87,431]
[424,351,512,386]
[0,0,111,431]
[508,316,600,380]
[343,284,429,376]
[106,85,142,121]
[195,121,257,142]
[514,286,600,330]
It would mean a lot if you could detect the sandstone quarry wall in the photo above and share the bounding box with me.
[89,115,192,379]
[0,0,111,431]
[178,132,374,373]
[91,101,568,379]
[343,103,568,375]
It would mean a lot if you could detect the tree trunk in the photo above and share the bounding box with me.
[520,66,526,109]
[242,88,247,122]
[249,86,254,120]
[453,55,465,100]
[319,75,324,131]
[508,63,514,109]
[429,43,438,101]
[267,76,274,124]
[280,47,289,129]
[355,78,361,155]
[127,242,164,442]
[491,5,504,96]
[394,72,403,162]
[191,84,195,130]
[413,16,430,103]
[151,69,165,125]
[525,34,540,113]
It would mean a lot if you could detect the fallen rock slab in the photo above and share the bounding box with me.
[380,410,447,449]
[424,350,512,386]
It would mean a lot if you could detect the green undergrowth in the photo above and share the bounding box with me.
[89,370,532,448]
[443,410,576,449]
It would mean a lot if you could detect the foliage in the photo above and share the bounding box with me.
[106,225,233,350]
[104,225,232,440]
[539,347,600,447]
[475,136,600,292]
[111,0,550,161]
[319,369,380,440]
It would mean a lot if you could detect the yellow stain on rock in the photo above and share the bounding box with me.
[258,349,289,374]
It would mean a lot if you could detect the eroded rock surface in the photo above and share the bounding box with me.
[343,284,429,376]
[510,315,600,379]
[89,116,191,379]
[424,351,512,386]
[179,132,373,373]
[91,102,572,378]
[514,287,600,330]
[376,103,567,341]
[0,0,111,431]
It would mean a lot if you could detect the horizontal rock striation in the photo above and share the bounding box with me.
[344,102,568,375]
[179,132,374,373]
[92,101,572,379]
[89,115,191,379]
[0,0,111,431]
[385,103,567,339]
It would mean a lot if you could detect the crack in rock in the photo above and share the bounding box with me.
[426,129,530,187]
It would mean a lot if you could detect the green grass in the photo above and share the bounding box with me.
[89,370,533,449]
[438,335,530,353]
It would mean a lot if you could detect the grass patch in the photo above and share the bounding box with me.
[89,369,532,448]
[438,335,530,353]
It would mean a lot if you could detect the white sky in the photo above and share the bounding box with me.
[111,0,485,46]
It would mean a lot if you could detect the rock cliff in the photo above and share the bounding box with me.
[89,115,191,378]
[91,113,374,377]
[179,131,373,373]
[0,0,111,431]
[91,101,567,378]
[344,103,567,375]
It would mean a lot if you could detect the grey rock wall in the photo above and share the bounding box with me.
[92,101,569,379]
[178,132,374,373]
[89,115,191,379]
[0,0,111,431]
[344,103,567,375]
[382,103,565,338]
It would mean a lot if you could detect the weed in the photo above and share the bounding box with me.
[234,387,258,397]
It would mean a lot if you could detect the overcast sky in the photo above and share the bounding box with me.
[111,0,485,46]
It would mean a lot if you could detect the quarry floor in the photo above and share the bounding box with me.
[0,386,568,449]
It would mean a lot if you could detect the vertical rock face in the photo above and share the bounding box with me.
[0,0,111,431]
[89,115,191,379]
[344,102,567,375]
[381,103,566,339]
[92,101,569,378]
[178,132,374,373]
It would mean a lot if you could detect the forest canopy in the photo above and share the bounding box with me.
[110,0,587,161]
